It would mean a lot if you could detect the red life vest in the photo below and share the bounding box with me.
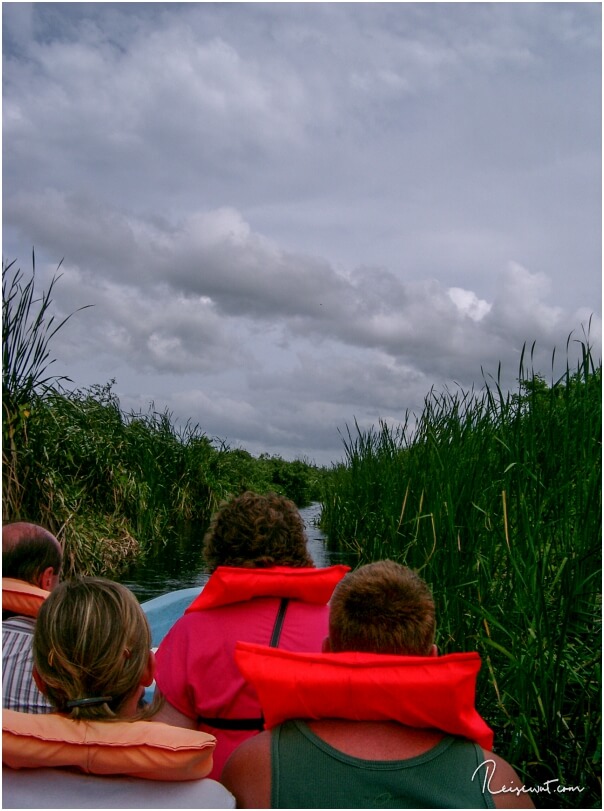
[234,641,494,751]
[2,578,49,618]
[185,565,350,612]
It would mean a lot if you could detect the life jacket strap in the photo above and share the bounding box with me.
[197,715,265,731]
[269,597,289,647]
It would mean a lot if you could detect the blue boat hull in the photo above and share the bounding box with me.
[141,586,201,703]
[141,586,200,647]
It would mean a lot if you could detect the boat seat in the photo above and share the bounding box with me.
[2,766,235,809]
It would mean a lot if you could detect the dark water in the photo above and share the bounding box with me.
[118,502,349,602]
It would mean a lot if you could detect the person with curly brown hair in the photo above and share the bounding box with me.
[152,491,349,779]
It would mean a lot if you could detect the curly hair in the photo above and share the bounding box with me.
[203,491,313,572]
[329,560,435,656]
[33,576,152,721]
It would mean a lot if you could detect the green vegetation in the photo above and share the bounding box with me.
[321,342,601,808]
[2,259,326,576]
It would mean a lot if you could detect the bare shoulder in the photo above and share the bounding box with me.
[221,730,272,809]
[148,693,197,729]
[477,749,535,809]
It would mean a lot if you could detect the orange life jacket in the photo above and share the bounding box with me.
[2,708,216,781]
[2,578,49,618]
[185,565,350,612]
[235,641,494,751]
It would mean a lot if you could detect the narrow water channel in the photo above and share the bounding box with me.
[118,502,345,602]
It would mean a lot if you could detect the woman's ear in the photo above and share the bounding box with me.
[430,644,438,657]
[32,666,48,695]
[140,650,157,687]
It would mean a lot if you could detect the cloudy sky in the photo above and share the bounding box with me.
[3,2,601,466]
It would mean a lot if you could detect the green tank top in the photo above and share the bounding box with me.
[271,720,497,809]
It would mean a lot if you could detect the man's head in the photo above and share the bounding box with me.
[2,522,62,591]
[327,560,436,656]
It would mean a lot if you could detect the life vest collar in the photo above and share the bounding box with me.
[185,565,350,612]
[2,708,216,781]
[234,642,494,751]
[2,578,49,618]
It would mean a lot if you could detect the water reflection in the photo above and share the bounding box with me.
[118,502,349,602]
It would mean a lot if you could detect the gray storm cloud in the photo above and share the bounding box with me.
[3,3,600,464]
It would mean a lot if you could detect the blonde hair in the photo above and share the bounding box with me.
[33,576,152,720]
[329,560,436,656]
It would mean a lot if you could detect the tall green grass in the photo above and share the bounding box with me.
[7,378,327,577]
[17,382,216,574]
[2,256,90,519]
[321,342,601,807]
[2,258,327,575]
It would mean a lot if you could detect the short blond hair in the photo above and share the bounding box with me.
[329,560,435,656]
[33,577,151,720]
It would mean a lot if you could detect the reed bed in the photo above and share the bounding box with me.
[321,344,601,807]
[5,380,326,577]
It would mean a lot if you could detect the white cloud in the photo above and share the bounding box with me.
[448,288,491,322]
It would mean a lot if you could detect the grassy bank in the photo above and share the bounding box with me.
[2,260,327,576]
[321,344,601,807]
